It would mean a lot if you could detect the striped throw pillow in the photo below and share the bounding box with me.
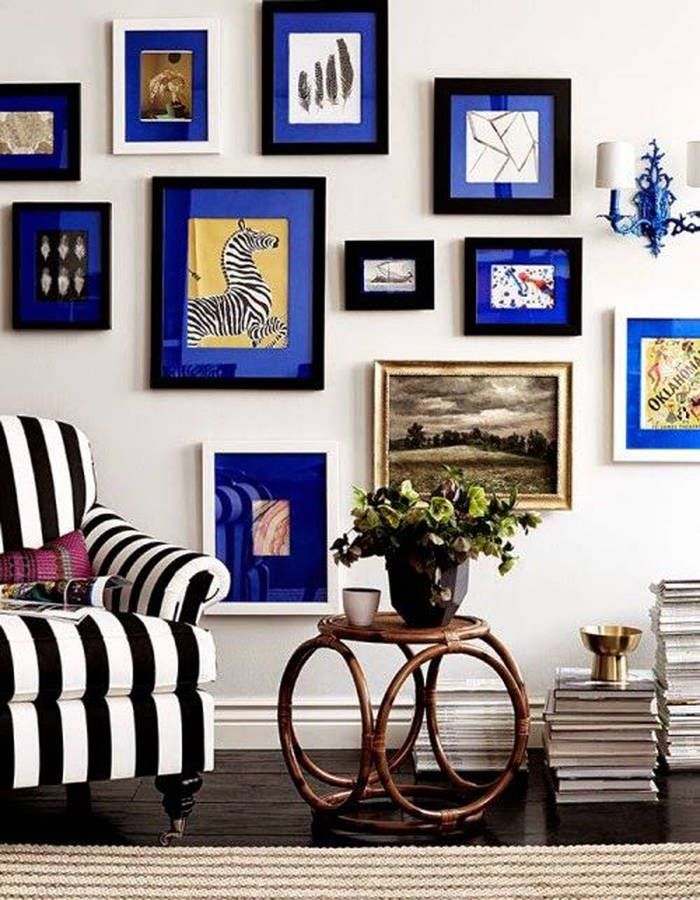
[0,530,92,583]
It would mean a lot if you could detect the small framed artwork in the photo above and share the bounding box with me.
[112,18,221,154]
[614,306,700,461]
[434,78,571,215]
[261,0,388,155]
[151,176,326,390]
[375,360,572,510]
[0,83,80,180]
[202,441,340,615]
[345,240,434,310]
[464,237,582,336]
[12,202,111,330]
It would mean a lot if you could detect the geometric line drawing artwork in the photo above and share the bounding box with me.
[466,110,538,183]
[288,32,361,125]
[363,258,416,293]
[252,498,291,556]
[0,111,53,155]
[490,264,555,309]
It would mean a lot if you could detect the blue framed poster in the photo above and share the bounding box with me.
[614,307,700,461]
[13,203,111,330]
[464,238,582,336]
[112,18,221,154]
[0,84,80,180]
[434,79,571,215]
[262,0,388,155]
[202,442,340,615]
[151,176,326,390]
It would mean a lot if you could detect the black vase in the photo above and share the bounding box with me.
[385,557,470,628]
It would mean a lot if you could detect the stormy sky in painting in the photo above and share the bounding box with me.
[388,375,558,441]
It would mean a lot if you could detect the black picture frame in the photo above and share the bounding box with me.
[464,237,582,337]
[0,83,81,181]
[261,0,389,155]
[434,78,571,215]
[12,202,111,331]
[345,240,434,310]
[151,176,326,390]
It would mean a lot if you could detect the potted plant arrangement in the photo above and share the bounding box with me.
[331,467,540,628]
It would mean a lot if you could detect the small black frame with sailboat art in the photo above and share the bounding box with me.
[344,240,434,311]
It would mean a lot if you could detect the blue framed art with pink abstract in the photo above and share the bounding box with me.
[203,442,340,615]
[434,79,571,215]
[464,238,582,336]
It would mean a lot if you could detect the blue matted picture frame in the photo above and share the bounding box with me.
[434,78,571,215]
[12,202,111,330]
[112,18,221,154]
[262,0,388,155]
[614,307,700,461]
[464,237,582,336]
[0,83,80,181]
[151,176,326,390]
[202,441,340,616]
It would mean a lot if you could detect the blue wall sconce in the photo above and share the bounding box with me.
[595,139,700,257]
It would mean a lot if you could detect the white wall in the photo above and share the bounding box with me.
[1,0,698,747]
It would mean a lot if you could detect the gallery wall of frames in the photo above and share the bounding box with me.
[1,0,699,732]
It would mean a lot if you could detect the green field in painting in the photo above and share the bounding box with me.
[388,444,554,495]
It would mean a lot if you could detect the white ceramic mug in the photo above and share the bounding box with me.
[342,588,381,627]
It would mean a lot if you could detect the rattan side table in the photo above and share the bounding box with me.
[277,612,529,837]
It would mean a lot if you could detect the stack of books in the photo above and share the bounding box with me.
[544,667,659,803]
[651,580,700,770]
[413,677,527,774]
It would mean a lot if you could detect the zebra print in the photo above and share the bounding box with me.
[187,219,287,349]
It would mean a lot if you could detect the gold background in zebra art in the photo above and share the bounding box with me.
[187,217,289,349]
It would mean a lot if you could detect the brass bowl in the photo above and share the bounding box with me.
[579,625,642,682]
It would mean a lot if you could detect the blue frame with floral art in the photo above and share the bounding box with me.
[464,238,582,336]
[434,78,571,215]
[203,442,339,615]
[151,176,326,390]
[12,203,111,330]
[0,84,80,180]
[262,0,388,154]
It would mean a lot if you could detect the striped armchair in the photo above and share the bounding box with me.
[0,415,230,843]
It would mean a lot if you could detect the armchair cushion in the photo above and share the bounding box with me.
[0,608,215,703]
[81,505,230,625]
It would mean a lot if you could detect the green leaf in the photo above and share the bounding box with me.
[498,557,517,576]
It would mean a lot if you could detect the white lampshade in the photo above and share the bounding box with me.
[687,142,700,186]
[596,142,636,188]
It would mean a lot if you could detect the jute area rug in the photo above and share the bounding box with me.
[0,842,698,900]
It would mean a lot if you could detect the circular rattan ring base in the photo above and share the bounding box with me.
[278,613,529,838]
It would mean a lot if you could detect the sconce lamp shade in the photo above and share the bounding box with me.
[596,142,636,188]
[687,142,700,186]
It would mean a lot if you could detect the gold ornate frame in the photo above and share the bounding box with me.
[374,360,573,510]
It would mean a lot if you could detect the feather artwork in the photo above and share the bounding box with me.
[326,54,338,105]
[297,70,311,112]
[314,61,324,108]
[336,38,354,102]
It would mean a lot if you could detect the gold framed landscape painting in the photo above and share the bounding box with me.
[374,360,572,510]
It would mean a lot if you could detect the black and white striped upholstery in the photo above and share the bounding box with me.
[0,415,228,809]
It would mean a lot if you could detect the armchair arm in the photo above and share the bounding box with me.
[81,504,230,624]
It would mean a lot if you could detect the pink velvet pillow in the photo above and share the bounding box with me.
[0,530,92,583]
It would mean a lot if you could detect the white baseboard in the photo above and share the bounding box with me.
[214,696,545,750]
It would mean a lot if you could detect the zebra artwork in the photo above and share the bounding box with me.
[187,219,287,349]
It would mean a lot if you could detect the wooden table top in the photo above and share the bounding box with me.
[317,612,489,645]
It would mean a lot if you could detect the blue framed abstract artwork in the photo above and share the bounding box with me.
[202,442,340,615]
[0,83,80,180]
[262,0,388,155]
[112,18,221,154]
[151,176,326,390]
[12,203,111,330]
[434,78,571,215]
[614,307,700,461]
[464,238,582,336]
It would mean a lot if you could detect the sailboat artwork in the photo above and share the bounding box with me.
[363,257,416,293]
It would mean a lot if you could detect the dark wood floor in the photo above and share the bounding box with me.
[0,749,697,846]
